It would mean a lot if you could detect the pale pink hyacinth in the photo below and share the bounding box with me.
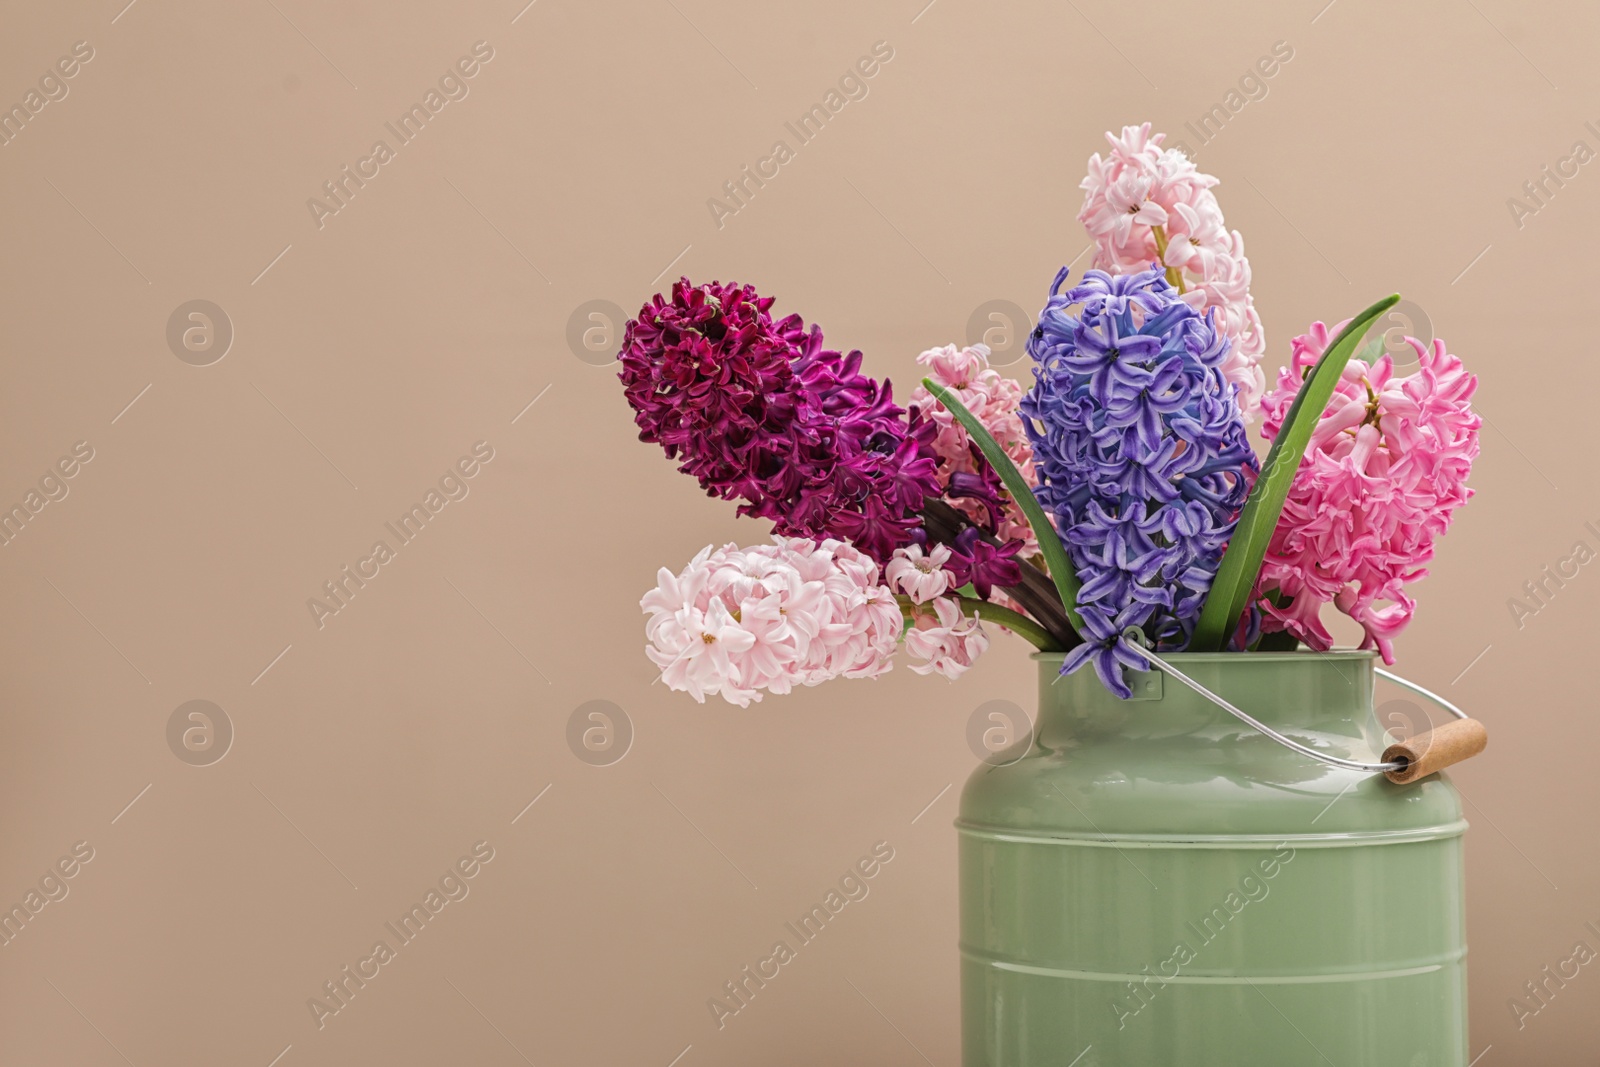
[885,542,955,604]
[1254,326,1479,661]
[908,343,1038,549]
[886,543,1000,678]
[642,538,902,707]
[904,597,990,680]
[1078,123,1267,415]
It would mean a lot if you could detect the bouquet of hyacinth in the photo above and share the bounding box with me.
[618,123,1479,704]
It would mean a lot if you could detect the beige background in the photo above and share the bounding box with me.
[0,0,1592,1063]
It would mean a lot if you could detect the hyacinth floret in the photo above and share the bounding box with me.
[907,343,1038,549]
[618,278,939,561]
[641,537,990,705]
[1022,266,1258,696]
[1253,326,1479,661]
[1078,123,1267,415]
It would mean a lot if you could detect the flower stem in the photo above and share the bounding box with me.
[897,594,1062,652]
[920,500,1080,650]
[1150,225,1188,294]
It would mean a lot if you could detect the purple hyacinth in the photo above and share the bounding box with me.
[946,527,1023,600]
[1022,266,1258,696]
[618,278,940,561]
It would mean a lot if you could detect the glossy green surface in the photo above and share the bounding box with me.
[958,653,1469,1066]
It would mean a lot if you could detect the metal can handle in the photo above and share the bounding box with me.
[1128,641,1487,782]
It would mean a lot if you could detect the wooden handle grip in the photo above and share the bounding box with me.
[1383,718,1489,784]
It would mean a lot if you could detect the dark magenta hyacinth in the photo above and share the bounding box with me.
[618,278,940,561]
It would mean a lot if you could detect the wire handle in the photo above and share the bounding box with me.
[1126,640,1487,782]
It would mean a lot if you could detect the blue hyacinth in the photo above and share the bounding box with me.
[1022,266,1259,697]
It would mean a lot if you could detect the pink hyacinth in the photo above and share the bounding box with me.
[907,343,1038,549]
[641,538,903,707]
[885,542,956,604]
[904,597,990,681]
[1078,124,1267,415]
[1254,326,1480,661]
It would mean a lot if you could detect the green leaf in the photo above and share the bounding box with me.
[1188,294,1401,651]
[921,379,1086,636]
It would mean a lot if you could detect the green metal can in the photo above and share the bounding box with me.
[958,652,1469,1066]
